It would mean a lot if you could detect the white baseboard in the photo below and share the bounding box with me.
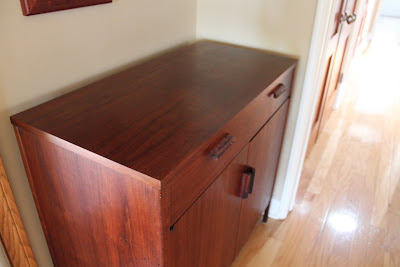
[267,198,288,220]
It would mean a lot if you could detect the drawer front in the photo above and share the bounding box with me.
[167,66,295,224]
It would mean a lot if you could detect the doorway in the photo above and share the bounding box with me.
[232,12,400,267]
[307,0,359,157]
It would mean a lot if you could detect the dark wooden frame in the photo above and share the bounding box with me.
[19,0,112,16]
[0,155,37,267]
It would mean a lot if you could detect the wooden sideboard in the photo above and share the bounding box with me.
[11,41,297,266]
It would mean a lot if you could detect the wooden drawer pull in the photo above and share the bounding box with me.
[270,84,286,99]
[210,134,236,160]
[240,167,256,199]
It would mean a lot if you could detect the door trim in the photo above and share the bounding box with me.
[0,154,37,266]
[273,0,365,220]
[269,0,339,219]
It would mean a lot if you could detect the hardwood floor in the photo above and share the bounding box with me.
[232,17,400,267]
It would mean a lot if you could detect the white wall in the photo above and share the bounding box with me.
[381,0,400,17]
[197,0,318,210]
[0,0,197,265]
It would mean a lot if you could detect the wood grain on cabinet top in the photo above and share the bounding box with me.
[11,41,297,185]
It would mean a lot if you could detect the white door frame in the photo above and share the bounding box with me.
[272,0,368,219]
[269,0,337,219]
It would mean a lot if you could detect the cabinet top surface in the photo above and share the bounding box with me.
[11,41,297,182]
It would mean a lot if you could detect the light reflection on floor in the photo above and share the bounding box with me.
[328,212,358,233]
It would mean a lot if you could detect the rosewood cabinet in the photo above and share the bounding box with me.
[11,41,296,266]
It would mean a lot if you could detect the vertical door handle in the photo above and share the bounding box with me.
[240,167,256,199]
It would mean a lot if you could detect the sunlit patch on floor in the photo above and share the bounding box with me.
[328,212,358,233]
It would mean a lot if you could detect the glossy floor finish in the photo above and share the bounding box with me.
[232,17,400,267]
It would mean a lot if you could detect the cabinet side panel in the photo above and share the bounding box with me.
[15,128,163,266]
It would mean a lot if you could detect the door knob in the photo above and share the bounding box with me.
[341,12,357,24]
[347,13,357,24]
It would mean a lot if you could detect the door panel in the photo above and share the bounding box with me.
[236,100,289,252]
[320,36,351,131]
[307,0,358,157]
[330,0,346,38]
[307,55,334,156]
[169,145,248,267]
[319,0,357,133]
[307,0,347,157]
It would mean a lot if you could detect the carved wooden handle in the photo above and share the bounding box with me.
[210,134,235,160]
[240,167,256,199]
[270,84,286,99]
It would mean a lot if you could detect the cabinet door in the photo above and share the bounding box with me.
[236,100,289,251]
[169,145,248,267]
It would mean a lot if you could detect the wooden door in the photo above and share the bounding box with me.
[169,145,248,267]
[236,101,289,253]
[307,0,358,156]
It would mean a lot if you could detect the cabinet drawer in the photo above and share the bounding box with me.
[168,65,295,224]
